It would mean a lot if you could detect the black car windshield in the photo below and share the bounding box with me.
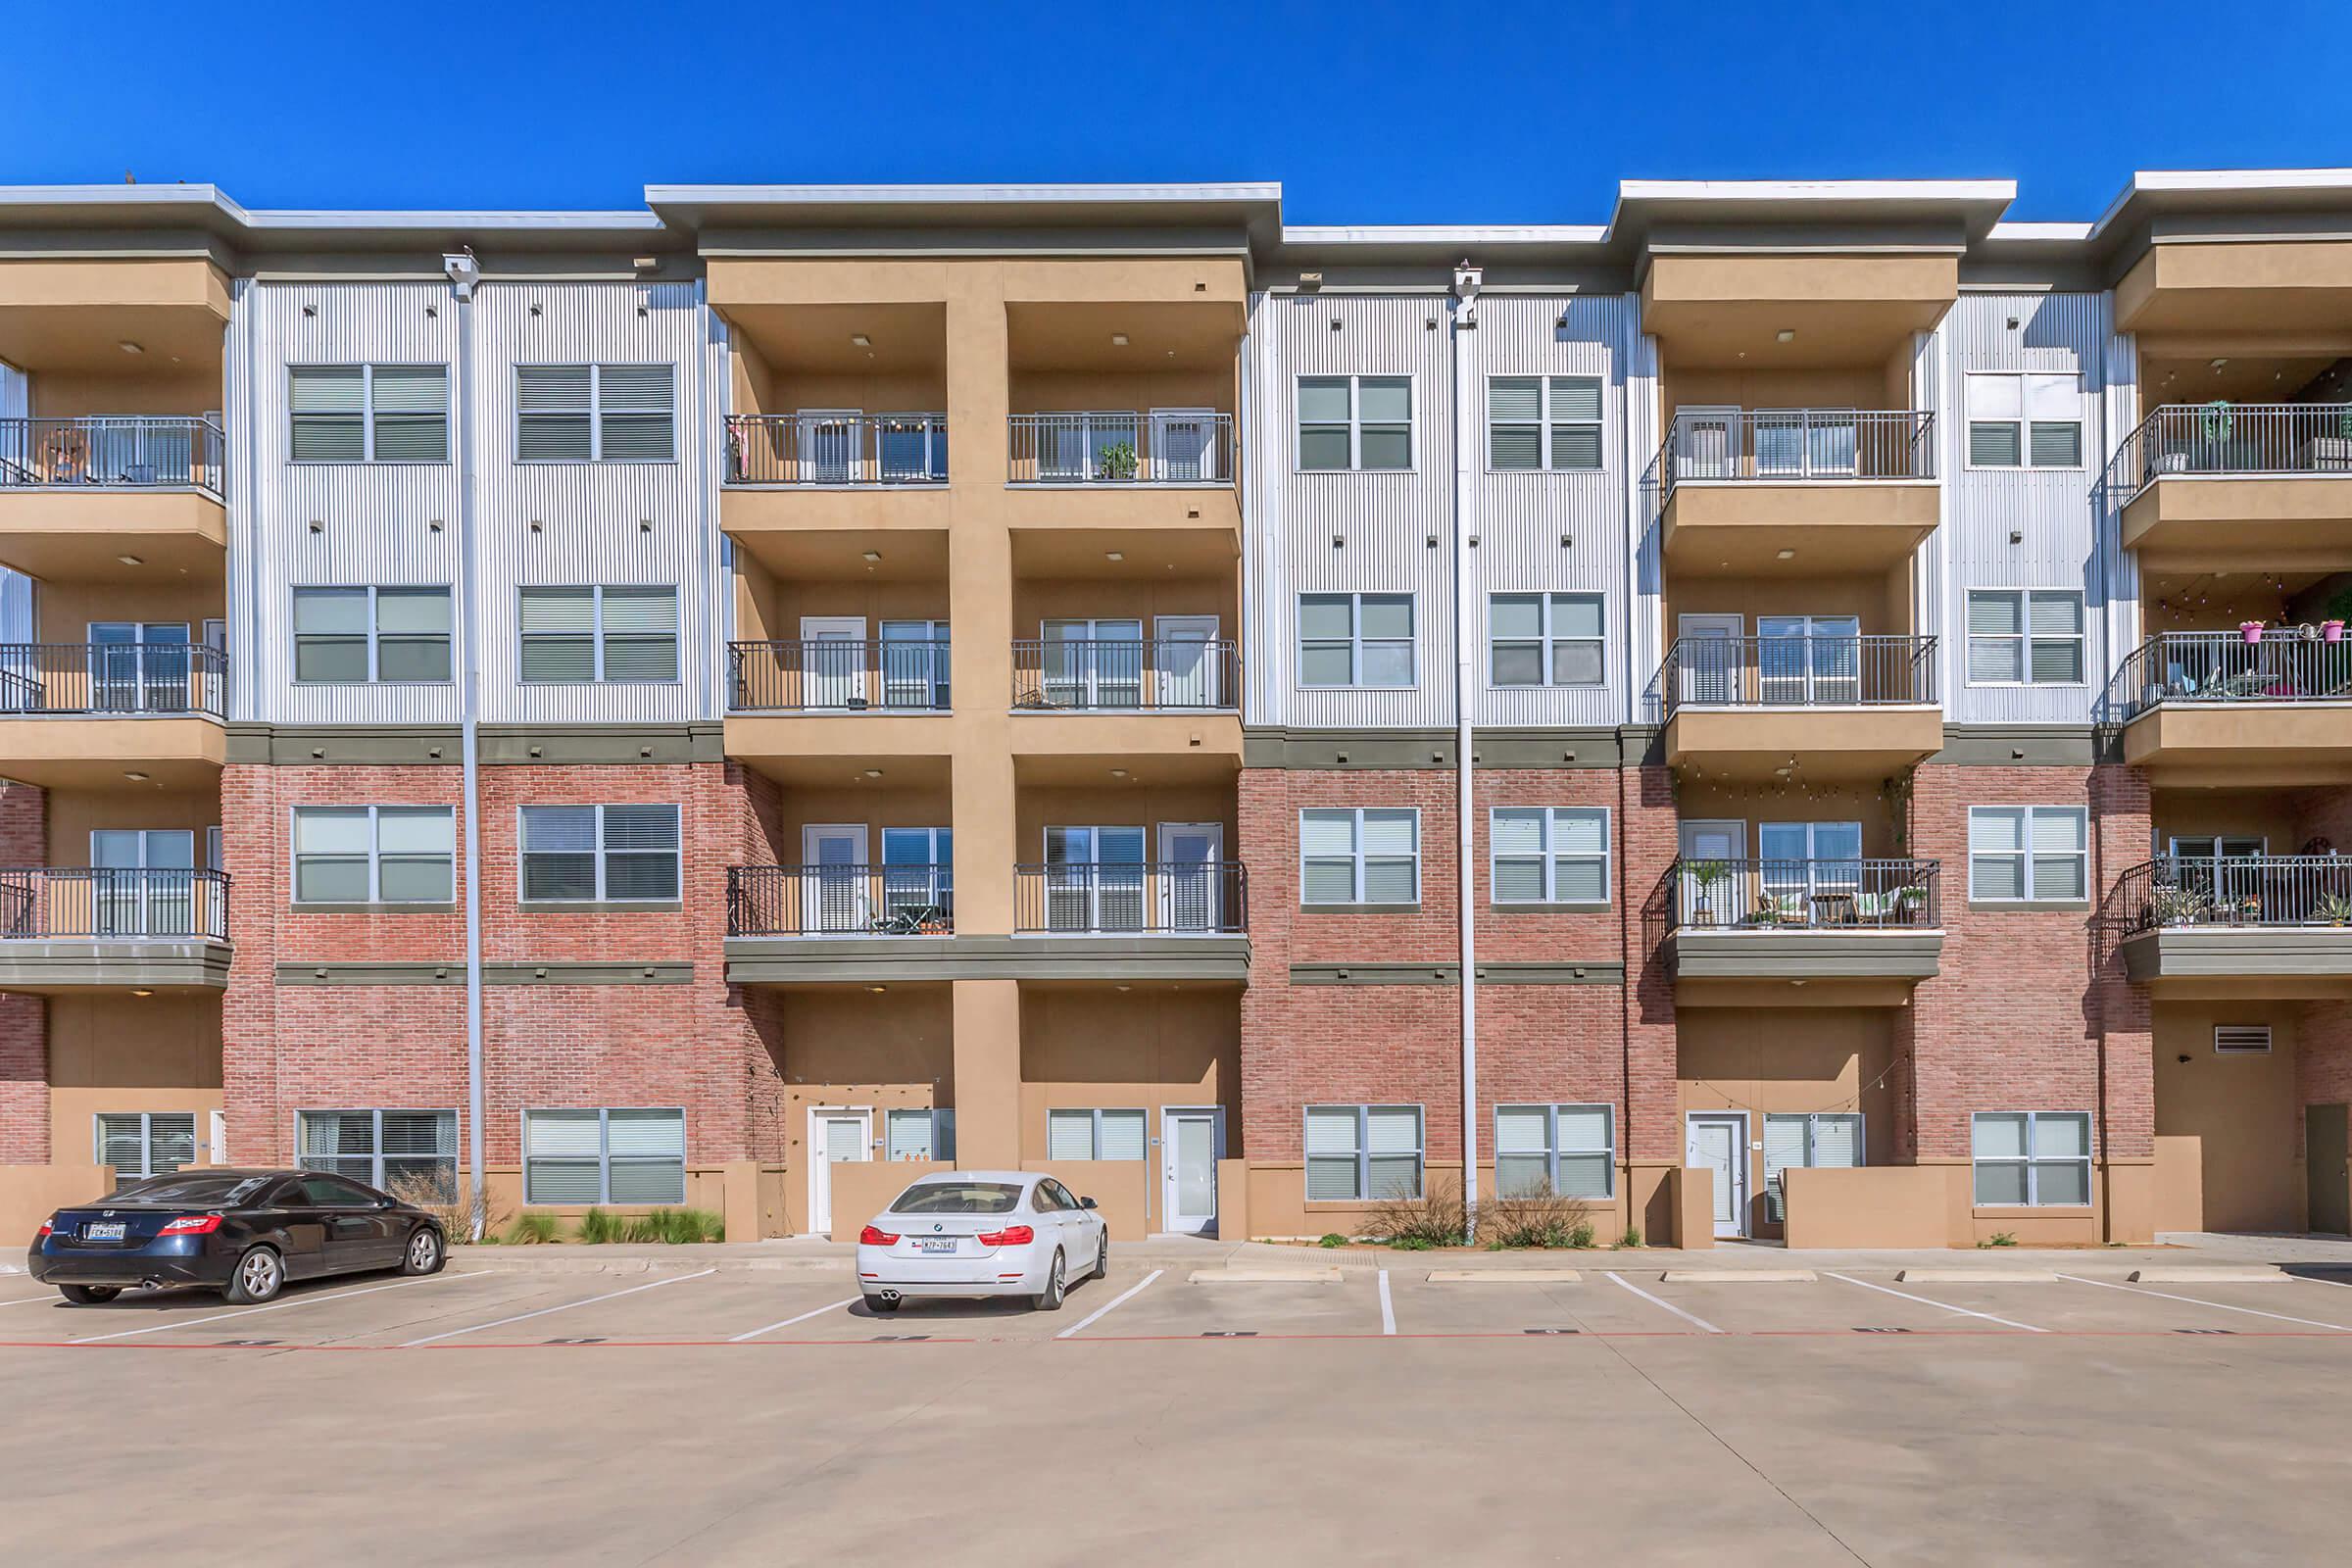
[106,1175,272,1207]
[889,1181,1023,1215]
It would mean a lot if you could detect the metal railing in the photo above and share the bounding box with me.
[2112,856,2352,932]
[2103,628,2352,722]
[1656,634,1936,717]
[2106,402,2352,502]
[727,864,955,938]
[0,867,229,941]
[722,414,948,486]
[1010,638,1237,710]
[1663,858,1940,932]
[1006,412,1234,486]
[1652,410,1935,501]
[1014,860,1248,934]
[0,416,225,495]
[0,643,227,717]
[728,639,951,712]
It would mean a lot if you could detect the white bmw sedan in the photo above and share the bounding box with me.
[858,1170,1107,1312]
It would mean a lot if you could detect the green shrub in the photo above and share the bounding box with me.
[1368,1179,1468,1249]
[660,1208,724,1244]
[1317,1233,1348,1249]
[507,1211,560,1245]
[577,1207,622,1245]
[1390,1236,1436,1251]
[1481,1184,1601,1250]
[1981,1231,2019,1249]
[1612,1225,1643,1250]
[621,1213,666,1244]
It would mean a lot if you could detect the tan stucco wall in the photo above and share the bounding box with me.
[1677,1007,1899,1236]
[1781,1164,1953,1248]
[0,1164,117,1250]
[2153,1002,2304,1232]
[46,786,219,863]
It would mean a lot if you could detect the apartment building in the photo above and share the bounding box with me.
[0,172,2346,1249]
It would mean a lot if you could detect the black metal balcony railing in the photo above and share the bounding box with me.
[1663,858,1940,933]
[0,416,226,496]
[2103,628,2352,723]
[0,643,227,718]
[0,868,230,941]
[1006,412,1234,486]
[727,864,955,938]
[1010,638,1238,711]
[1014,861,1248,935]
[722,414,948,486]
[1656,634,1936,718]
[727,639,951,712]
[2113,856,2352,933]
[2105,402,2352,503]
[1652,409,1936,501]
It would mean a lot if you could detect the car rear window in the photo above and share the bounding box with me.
[889,1181,1023,1215]
[106,1175,271,1207]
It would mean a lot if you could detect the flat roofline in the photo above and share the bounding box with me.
[645,181,1282,206]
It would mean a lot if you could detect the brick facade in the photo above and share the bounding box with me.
[0,779,45,1161]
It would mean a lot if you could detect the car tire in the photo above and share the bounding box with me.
[221,1246,284,1305]
[866,1295,902,1314]
[1034,1250,1066,1312]
[1090,1231,1108,1281]
[58,1284,121,1305]
[401,1226,445,1277]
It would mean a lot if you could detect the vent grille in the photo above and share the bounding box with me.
[2214,1025,2273,1056]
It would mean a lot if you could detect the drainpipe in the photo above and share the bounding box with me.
[443,248,485,1239]
[1450,263,1481,1242]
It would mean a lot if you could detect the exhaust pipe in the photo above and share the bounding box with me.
[877,1290,902,1304]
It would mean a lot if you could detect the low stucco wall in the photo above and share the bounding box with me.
[1,1163,114,1249]
[1022,1158,1149,1245]
[1782,1164,1958,1248]
[2153,1136,2204,1234]
[827,1160,952,1240]
[1670,1165,1713,1250]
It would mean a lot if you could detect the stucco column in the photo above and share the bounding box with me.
[945,277,1017,934]
[952,978,1023,1167]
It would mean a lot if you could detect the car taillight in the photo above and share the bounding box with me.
[976,1225,1034,1248]
[158,1213,223,1236]
[858,1225,900,1246]
[35,1221,51,1238]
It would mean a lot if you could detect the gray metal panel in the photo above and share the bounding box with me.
[0,941,233,990]
[2119,929,2352,982]
[1668,930,1943,979]
[725,935,1250,984]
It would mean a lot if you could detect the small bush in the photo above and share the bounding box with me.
[1317,1233,1348,1249]
[621,1213,666,1244]
[1481,1183,1598,1250]
[1613,1225,1644,1250]
[1368,1178,1468,1249]
[1981,1231,2019,1249]
[660,1208,725,1244]
[387,1173,511,1246]
[1390,1236,1436,1251]
[577,1207,622,1245]
[507,1211,560,1245]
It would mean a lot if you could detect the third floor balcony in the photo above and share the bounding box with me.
[1010,634,1237,713]
[2107,403,2352,572]
[1655,632,1942,779]
[1005,412,1233,488]
[1652,409,1939,576]
[2110,854,2352,995]
[2103,628,2352,785]
[0,416,228,583]
[1656,855,1943,988]
[0,641,227,789]
[0,866,232,990]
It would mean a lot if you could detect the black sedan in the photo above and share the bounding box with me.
[28,1168,446,1305]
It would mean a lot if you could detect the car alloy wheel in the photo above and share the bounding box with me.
[1035,1251,1066,1312]
[404,1228,443,1276]
[1091,1232,1108,1281]
[225,1247,283,1304]
[59,1284,121,1305]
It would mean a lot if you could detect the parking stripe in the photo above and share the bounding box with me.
[1055,1268,1164,1340]
[2056,1273,2352,1332]
[0,1296,57,1308]
[1603,1271,1722,1334]
[70,1270,496,1345]
[1377,1269,1396,1336]
[401,1269,716,1347]
[728,1296,861,1343]
[1825,1271,2046,1333]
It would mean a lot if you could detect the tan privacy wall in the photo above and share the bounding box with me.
[1781,1165,1957,1248]
[1671,1165,1713,1250]
[1022,1158,1148,1246]
[1,1163,114,1250]
[2152,1136,2205,1235]
[827,1159,953,1240]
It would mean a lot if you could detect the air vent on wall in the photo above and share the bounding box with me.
[2214,1024,2273,1056]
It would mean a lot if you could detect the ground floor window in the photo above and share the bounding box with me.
[95,1111,196,1181]
[1304,1104,1423,1200]
[1972,1111,2091,1205]
[1763,1112,1864,1220]
[522,1108,686,1204]
[1494,1103,1614,1198]
[298,1109,459,1198]
[886,1107,956,1162]
[1047,1107,1147,1161]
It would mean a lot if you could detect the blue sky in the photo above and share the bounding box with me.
[3,1,2346,222]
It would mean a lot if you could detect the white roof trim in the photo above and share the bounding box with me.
[1281,223,1608,246]
[1986,221,2095,242]
[1617,178,2017,204]
[645,181,1281,207]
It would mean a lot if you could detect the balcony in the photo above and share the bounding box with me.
[728,639,951,713]
[0,416,228,581]
[1659,857,1943,993]
[1656,634,1942,779]
[1652,410,1939,575]
[1014,860,1247,935]
[2107,404,2352,571]
[2103,630,2352,785]
[0,642,227,789]
[728,863,954,938]
[0,867,231,990]
[1011,637,1237,712]
[718,413,953,539]
[1004,413,1241,536]
[2111,856,2352,997]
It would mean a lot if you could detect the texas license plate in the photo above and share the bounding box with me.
[82,1222,126,1243]
[916,1238,957,1254]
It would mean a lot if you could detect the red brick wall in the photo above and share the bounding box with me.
[0,780,45,1159]
[2300,1003,2352,1115]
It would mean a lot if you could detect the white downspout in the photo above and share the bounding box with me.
[444,248,486,1240]
[1450,263,1481,1242]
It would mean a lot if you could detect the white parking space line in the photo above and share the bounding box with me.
[70,1270,499,1345]
[1,1296,58,1308]
[1825,1271,2047,1333]
[2056,1273,2352,1332]
[1603,1271,1723,1334]
[402,1269,716,1348]
[1377,1269,1396,1336]
[1055,1268,1164,1340]
[728,1296,862,1343]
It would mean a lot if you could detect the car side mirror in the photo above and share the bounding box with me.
[1080,1197,1098,1209]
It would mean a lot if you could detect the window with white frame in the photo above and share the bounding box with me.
[1969,806,2087,903]
[1300,808,1419,905]
[514,364,676,462]
[1297,374,1412,470]
[1490,593,1604,687]
[298,1109,459,1197]
[1304,1104,1423,1200]
[1047,1107,1148,1161]
[522,1108,686,1204]
[518,585,679,682]
[288,364,450,464]
[1965,371,2082,468]
[1763,1112,1864,1220]
[1488,375,1604,470]
[1491,807,1609,904]
[1298,592,1414,687]
[1494,1103,1614,1199]
[518,805,681,903]
[292,587,453,683]
[95,1111,196,1181]
[292,806,456,904]
[885,1107,957,1162]
[1966,589,2083,685]
[1972,1111,2091,1205]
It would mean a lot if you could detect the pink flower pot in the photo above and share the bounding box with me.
[2327,621,2345,643]
[2241,622,2266,644]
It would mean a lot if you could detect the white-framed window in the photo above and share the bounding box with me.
[1296,374,1413,470]
[1300,807,1419,906]
[1968,806,2087,903]
[1494,1103,1614,1199]
[885,1107,957,1162]
[522,1108,686,1204]
[1490,807,1610,904]
[518,585,679,683]
[1046,1107,1148,1161]
[1489,592,1604,687]
[879,619,952,708]
[1966,589,2083,685]
[1972,1111,2091,1206]
[297,1109,459,1197]
[1965,371,2082,468]
[292,806,456,904]
[292,586,453,684]
[95,1111,197,1181]
[1488,375,1604,470]
[288,364,450,464]
[1763,1112,1864,1220]
[514,364,676,462]
[1304,1104,1423,1200]
[1298,592,1414,688]
[517,805,681,903]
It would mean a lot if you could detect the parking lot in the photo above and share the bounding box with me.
[7,1256,2352,1563]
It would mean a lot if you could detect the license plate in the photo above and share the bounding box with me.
[82,1222,126,1243]
[916,1238,957,1255]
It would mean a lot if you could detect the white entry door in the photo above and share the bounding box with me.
[808,1107,872,1236]
[1162,1108,1223,1235]
[798,409,860,483]
[1153,614,1220,708]
[803,825,869,934]
[1678,819,1745,928]
[1675,613,1743,706]
[1157,822,1224,931]
[1149,407,1219,482]
[1687,1113,1748,1238]
[800,616,866,710]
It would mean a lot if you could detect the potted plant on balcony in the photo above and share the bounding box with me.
[2240,619,2270,645]
[2198,399,2235,467]
[2150,882,2203,929]
[1686,859,1728,923]
[1096,441,1140,482]
[2318,893,2352,928]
